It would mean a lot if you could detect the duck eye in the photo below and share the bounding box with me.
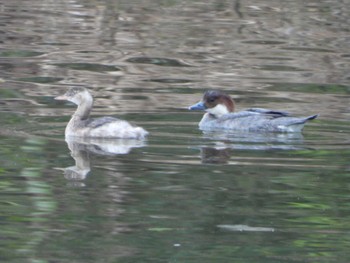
[208,98,216,103]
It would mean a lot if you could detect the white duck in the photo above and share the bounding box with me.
[55,87,148,139]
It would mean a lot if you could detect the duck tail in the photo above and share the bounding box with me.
[282,114,318,132]
[305,114,318,121]
[135,127,149,139]
[291,114,318,126]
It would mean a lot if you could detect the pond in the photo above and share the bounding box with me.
[0,0,350,262]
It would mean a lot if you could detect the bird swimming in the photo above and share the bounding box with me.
[55,87,148,139]
[188,90,317,132]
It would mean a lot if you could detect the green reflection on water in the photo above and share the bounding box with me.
[270,83,350,94]
[1,105,349,262]
[0,137,56,262]
[53,63,121,72]
[0,50,44,58]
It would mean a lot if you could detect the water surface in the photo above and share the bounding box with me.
[0,0,349,262]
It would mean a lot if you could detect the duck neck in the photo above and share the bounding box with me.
[73,98,93,120]
[207,104,230,118]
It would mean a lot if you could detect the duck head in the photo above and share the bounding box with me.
[189,90,235,118]
[55,87,93,106]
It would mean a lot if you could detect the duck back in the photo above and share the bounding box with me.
[66,116,148,139]
[199,110,317,132]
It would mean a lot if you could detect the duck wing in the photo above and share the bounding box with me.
[245,108,318,125]
[246,108,290,117]
[85,117,123,129]
[219,108,289,122]
[217,109,317,132]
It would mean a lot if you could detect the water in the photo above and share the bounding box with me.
[0,0,349,262]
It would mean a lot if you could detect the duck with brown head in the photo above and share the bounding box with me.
[189,90,317,132]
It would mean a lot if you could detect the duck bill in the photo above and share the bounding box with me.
[54,95,68,101]
[188,101,206,111]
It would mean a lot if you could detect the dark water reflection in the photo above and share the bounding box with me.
[0,0,350,262]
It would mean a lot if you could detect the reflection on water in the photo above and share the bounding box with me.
[199,131,310,164]
[217,224,275,232]
[62,139,91,184]
[0,0,349,262]
[61,137,146,185]
[201,129,306,145]
[66,136,147,156]
[0,137,56,262]
[126,57,193,67]
[201,147,233,164]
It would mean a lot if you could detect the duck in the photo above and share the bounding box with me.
[188,90,318,132]
[55,87,148,139]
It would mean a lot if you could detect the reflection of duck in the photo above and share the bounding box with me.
[189,90,317,132]
[55,87,148,139]
[201,147,232,164]
[198,131,310,164]
[62,137,146,184]
[66,136,146,156]
[63,139,91,184]
[201,130,306,147]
